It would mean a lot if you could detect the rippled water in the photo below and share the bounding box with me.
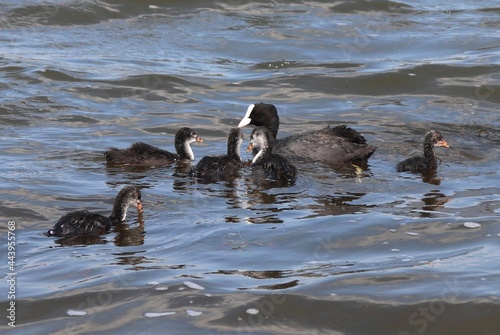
[1,1,500,334]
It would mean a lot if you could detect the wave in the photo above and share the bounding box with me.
[0,0,214,28]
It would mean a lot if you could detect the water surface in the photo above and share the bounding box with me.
[1,1,500,334]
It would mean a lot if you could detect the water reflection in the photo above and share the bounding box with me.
[169,160,373,224]
[103,152,373,227]
[173,175,242,206]
[113,213,145,246]
[104,164,170,186]
[52,234,107,246]
[173,162,196,178]
[242,215,284,225]
[301,193,368,219]
[174,171,296,225]
[420,190,450,217]
[112,253,149,267]
[327,160,373,177]
[251,280,300,290]
[111,251,187,271]
[421,170,442,185]
[242,176,299,224]
[215,269,287,279]
[207,247,481,293]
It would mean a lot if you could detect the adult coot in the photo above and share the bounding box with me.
[238,103,376,164]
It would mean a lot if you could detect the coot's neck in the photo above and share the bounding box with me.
[176,140,194,160]
[266,115,279,139]
[227,137,242,162]
[109,200,130,223]
[252,147,271,164]
[423,138,437,168]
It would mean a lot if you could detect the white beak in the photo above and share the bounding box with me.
[237,104,255,128]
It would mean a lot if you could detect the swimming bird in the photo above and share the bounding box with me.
[396,130,449,173]
[47,186,143,237]
[238,102,376,164]
[190,128,244,180]
[104,127,202,166]
[247,126,298,182]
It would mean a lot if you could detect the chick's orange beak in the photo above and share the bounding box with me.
[137,200,143,212]
[437,140,449,148]
[246,143,254,152]
[196,136,203,143]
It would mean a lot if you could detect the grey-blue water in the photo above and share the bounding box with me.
[1,1,500,334]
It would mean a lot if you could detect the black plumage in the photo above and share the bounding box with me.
[238,103,376,164]
[397,130,449,173]
[190,128,244,180]
[104,127,202,166]
[47,186,142,237]
[248,126,298,182]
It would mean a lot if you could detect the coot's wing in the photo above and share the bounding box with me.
[274,129,376,164]
[396,157,429,173]
[48,211,111,237]
[260,154,297,182]
[105,142,176,166]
